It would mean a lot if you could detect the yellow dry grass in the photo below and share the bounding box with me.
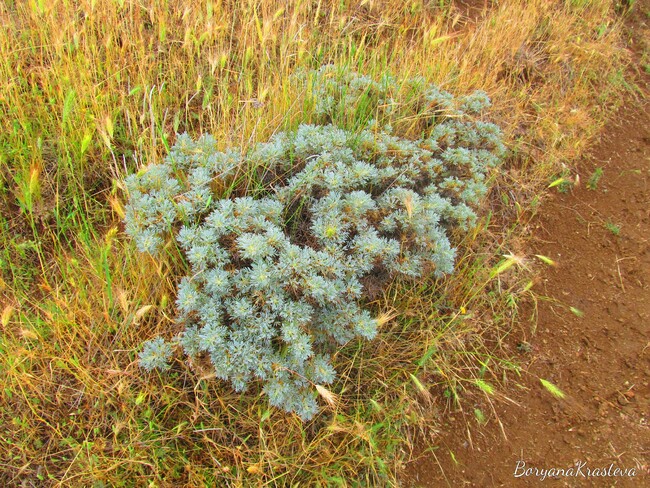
[0,0,631,485]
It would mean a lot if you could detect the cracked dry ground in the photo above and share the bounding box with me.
[403,9,650,488]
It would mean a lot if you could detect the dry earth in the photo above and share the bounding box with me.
[402,2,650,487]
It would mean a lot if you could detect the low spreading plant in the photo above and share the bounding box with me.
[125,66,505,420]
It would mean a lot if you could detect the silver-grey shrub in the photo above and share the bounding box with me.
[126,66,505,420]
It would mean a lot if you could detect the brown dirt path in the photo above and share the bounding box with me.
[402,3,650,487]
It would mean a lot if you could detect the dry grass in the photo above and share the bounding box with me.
[0,0,631,486]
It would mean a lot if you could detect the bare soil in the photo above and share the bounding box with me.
[402,3,650,487]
